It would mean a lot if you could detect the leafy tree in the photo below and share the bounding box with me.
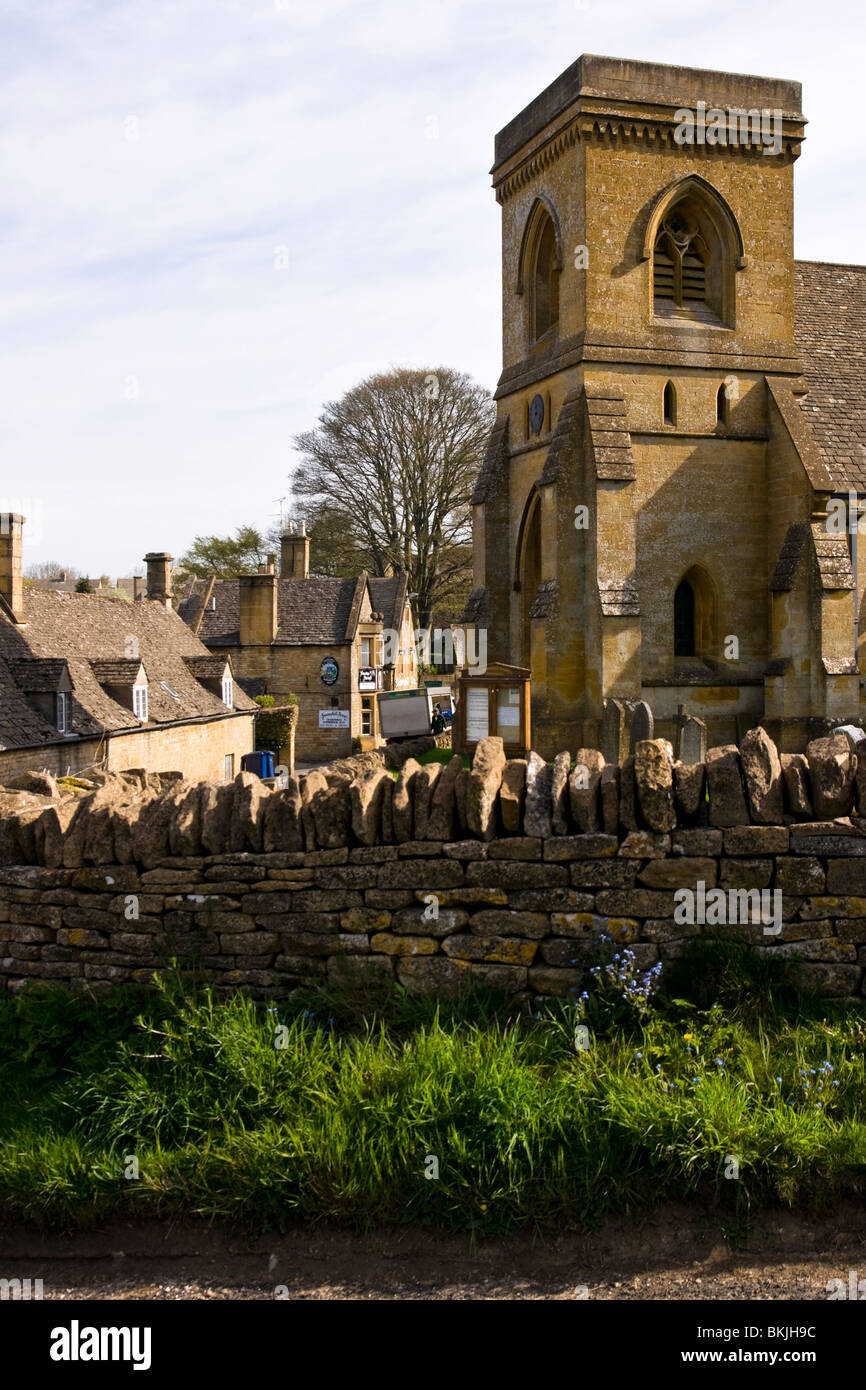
[75,577,93,593]
[290,366,494,628]
[178,526,271,579]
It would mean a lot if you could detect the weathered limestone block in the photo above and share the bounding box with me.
[200,782,234,856]
[263,778,303,853]
[569,748,604,834]
[806,736,856,819]
[775,857,824,895]
[634,739,676,833]
[36,799,80,869]
[413,763,442,841]
[487,837,541,860]
[370,932,440,956]
[674,761,706,822]
[551,752,571,836]
[230,772,269,854]
[544,834,618,861]
[739,727,784,825]
[524,752,553,838]
[326,954,394,986]
[392,759,420,843]
[618,756,639,832]
[619,831,670,859]
[468,909,548,939]
[724,825,789,856]
[427,755,464,841]
[381,776,394,843]
[301,771,328,851]
[638,857,718,889]
[454,769,471,836]
[600,763,619,835]
[390,905,468,937]
[780,754,813,818]
[466,737,506,840]
[719,858,773,889]
[311,780,352,850]
[130,791,177,869]
[498,758,526,834]
[395,956,469,997]
[550,912,638,942]
[705,746,749,828]
[168,783,202,858]
[377,859,464,890]
[442,934,537,966]
[351,768,391,847]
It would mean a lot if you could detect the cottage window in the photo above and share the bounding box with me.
[361,637,372,666]
[133,685,148,721]
[224,754,234,780]
[361,697,373,737]
[222,676,233,708]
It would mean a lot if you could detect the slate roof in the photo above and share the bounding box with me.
[6,658,70,692]
[182,572,409,648]
[90,659,144,685]
[795,261,866,493]
[0,591,255,752]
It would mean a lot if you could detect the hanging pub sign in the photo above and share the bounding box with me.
[320,657,339,686]
[455,662,531,756]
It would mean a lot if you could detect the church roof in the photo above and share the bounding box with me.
[795,261,866,493]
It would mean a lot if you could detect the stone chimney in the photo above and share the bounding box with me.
[0,513,25,621]
[144,552,173,607]
[281,521,310,579]
[239,572,277,645]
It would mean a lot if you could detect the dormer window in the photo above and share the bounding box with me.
[222,676,233,708]
[56,692,70,733]
[133,684,148,721]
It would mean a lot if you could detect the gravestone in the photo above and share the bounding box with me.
[677,715,707,765]
[628,700,654,755]
[601,698,627,766]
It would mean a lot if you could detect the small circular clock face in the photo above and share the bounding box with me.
[529,394,545,435]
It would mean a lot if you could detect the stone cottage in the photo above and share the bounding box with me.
[466,55,866,757]
[0,517,256,781]
[178,524,418,761]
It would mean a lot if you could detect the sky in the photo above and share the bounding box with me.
[1,0,863,578]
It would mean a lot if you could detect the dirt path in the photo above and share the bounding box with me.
[1,1203,864,1299]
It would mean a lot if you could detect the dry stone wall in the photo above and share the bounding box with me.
[2,730,866,1000]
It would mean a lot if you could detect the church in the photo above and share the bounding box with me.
[465,55,866,757]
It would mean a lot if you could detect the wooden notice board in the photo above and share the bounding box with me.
[455,662,531,757]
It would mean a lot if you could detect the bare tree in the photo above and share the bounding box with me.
[24,559,82,580]
[291,366,494,628]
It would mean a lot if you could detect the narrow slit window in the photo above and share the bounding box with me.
[663,380,677,427]
[716,382,729,426]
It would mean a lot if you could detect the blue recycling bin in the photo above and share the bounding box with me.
[241,750,275,778]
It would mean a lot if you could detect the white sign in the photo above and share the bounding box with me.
[319,709,350,729]
[465,686,489,742]
[358,667,377,692]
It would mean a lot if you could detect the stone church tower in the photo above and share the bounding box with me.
[466,55,866,757]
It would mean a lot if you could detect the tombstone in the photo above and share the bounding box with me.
[601,698,627,766]
[628,699,654,756]
[677,715,707,766]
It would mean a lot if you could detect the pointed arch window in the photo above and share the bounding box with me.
[663,380,677,427]
[519,200,562,348]
[674,566,717,665]
[645,176,744,329]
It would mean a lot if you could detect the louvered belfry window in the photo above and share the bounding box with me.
[653,210,709,309]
